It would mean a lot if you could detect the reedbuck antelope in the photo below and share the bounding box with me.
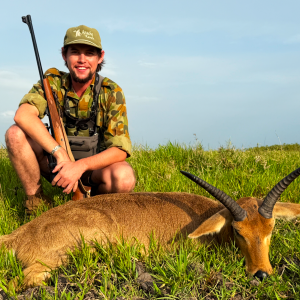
[1,168,300,288]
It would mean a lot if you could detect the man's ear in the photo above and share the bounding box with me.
[98,50,105,64]
[189,208,232,238]
[61,47,67,62]
[273,202,300,220]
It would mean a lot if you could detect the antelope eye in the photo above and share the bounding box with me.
[234,229,243,238]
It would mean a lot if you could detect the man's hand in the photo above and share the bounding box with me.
[51,160,87,194]
[51,148,87,194]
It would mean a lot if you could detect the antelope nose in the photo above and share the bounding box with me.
[254,270,268,281]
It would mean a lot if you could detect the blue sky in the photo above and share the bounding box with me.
[0,0,300,149]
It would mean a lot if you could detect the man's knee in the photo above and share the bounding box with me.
[112,165,136,193]
[5,125,26,150]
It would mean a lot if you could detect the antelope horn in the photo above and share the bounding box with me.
[258,167,300,219]
[180,171,247,221]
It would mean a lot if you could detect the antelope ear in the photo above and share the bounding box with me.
[273,202,300,220]
[188,208,233,238]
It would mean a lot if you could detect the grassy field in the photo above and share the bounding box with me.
[0,142,300,299]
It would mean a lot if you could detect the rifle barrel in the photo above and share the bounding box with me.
[22,15,45,91]
[22,14,56,140]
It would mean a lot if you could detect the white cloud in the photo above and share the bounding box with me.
[0,70,33,90]
[0,111,15,118]
[0,111,15,126]
[138,60,157,68]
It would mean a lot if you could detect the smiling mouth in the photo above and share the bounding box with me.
[76,66,89,72]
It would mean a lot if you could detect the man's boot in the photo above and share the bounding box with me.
[23,191,53,215]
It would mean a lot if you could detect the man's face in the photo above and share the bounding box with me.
[62,44,104,84]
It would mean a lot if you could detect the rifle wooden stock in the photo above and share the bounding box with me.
[43,79,68,151]
[43,78,90,200]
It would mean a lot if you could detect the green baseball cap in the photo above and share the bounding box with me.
[64,25,102,49]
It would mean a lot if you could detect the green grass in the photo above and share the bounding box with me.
[1,142,300,299]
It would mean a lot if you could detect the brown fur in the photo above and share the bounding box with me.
[1,192,300,288]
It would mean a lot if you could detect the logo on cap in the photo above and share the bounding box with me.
[73,29,95,40]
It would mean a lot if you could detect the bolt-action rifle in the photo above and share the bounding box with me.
[22,15,90,200]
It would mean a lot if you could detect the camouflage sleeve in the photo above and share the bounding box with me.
[100,81,132,156]
[19,81,47,119]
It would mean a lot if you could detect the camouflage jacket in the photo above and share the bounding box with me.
[19,68,131,156]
